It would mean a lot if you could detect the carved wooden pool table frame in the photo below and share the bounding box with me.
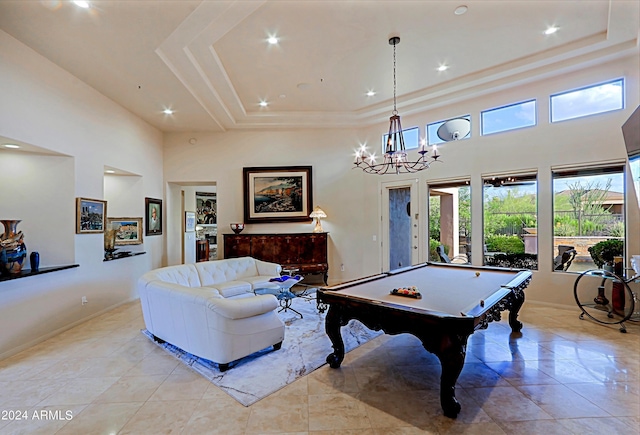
[317,263,532,418]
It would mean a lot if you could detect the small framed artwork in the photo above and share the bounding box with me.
[185,211,196,232]
[196,191,216,225]
[108,217,143,245]
[145,197,163,236]
[243,166,313,223]
[76,197,107,234]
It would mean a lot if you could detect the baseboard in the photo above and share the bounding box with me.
[0,297,139,362]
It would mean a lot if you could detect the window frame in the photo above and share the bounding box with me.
[550,78,625,123]
[480,99,537,136]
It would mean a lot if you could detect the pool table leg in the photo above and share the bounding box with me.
[435,335,467,418]
[508,290,525,332]
[325,305,345,368]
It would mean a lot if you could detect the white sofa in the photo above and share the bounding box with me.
[137,257,285,370]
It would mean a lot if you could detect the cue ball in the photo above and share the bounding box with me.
[475,272,480,277]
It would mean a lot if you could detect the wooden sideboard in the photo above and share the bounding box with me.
[224,233,328,284]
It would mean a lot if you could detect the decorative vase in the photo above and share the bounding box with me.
[230,223,245,234]
[104,227,118,260]
[30,251,40,272]
[0,219,27,275]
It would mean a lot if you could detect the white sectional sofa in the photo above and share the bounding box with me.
[137,257,285,370]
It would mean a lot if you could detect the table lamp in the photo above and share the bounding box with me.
[309,206,327,233]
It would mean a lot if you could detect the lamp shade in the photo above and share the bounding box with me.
[309,206,327,219]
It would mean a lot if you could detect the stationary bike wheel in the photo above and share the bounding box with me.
[573,269,635,327]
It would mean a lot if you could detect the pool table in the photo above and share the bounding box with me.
[316,262,532,418]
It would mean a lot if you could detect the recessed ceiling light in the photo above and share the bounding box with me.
[73,1,90,8]
[105,170,115,174]
[437,65,449,72]
[366,90,376,97]
[163,108,174,115]
[544,26,559,35]
[454,5,468,15]
[267,36,278,45]
[3,144,20,149]
[259,101,268,107]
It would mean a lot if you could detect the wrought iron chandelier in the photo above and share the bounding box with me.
[354,36,440,175]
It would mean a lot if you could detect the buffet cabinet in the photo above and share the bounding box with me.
[223,233,328,284]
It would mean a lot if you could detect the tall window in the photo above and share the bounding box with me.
[382,126,419,152]
[552,166,625,272]
[483,174,538,270]
[428,181,471,264]
[630,154,640,209]
[550,78,624,123]
[481,99,536,135]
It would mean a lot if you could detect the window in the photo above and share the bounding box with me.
[483,174,538,270]
[382,126,419,152]
[427,115,471,145]
[550,79,624,123]
[428,181,471,264]
[630,154,640,209]
[552,166,625,272]
[481,100,536,135]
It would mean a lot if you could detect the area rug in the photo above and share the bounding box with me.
[142,291,382,406]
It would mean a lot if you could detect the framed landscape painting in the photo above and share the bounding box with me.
[145,197,163,236]
[243,166,313,223]
[108,217,143,245]
[76,197,107,234]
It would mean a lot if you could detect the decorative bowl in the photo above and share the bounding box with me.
[230,223,245,234]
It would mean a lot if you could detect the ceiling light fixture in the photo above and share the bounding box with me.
[454,5,468,15]
[353,36,440,175]
[366,90,376,97]
[437,64,449,72]
[163,108,174,115]
[544,26,559,35]
[259,101,268,107]
[105,170,115,174]
[267,36,278,45]
[3,144,20,149]
[73,1,90,9]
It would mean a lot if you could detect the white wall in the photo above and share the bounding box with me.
[164,53,639,308]
[0,30,164,359]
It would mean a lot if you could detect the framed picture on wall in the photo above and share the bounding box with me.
[145,197,163,236]
[107,217,143,245]
[196,192,216,225]
[243,166,313,223]
[76,197,107,234]
[185,211,196,232]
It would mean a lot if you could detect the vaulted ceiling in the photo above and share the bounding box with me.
[0,0,638,133]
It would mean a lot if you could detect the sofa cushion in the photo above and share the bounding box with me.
[195,257,258,287]
[140,263,201,287]
[208,280,252,298]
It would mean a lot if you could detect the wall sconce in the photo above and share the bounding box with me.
[309,206,327,233]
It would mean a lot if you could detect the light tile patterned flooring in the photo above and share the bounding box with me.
[0,300,638,434]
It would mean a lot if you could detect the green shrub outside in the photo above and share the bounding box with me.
[484,234,524,254]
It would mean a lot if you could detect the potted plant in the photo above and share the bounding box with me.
[588,239,624,270]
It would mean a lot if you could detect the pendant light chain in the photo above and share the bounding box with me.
[392,40,397,115]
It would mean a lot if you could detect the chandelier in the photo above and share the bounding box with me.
[354,36,440,175]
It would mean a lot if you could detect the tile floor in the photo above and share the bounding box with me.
[0,300,638,434]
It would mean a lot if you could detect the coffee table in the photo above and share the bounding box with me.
[255,275,304,318]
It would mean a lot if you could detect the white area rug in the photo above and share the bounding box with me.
[142,292,381,406]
